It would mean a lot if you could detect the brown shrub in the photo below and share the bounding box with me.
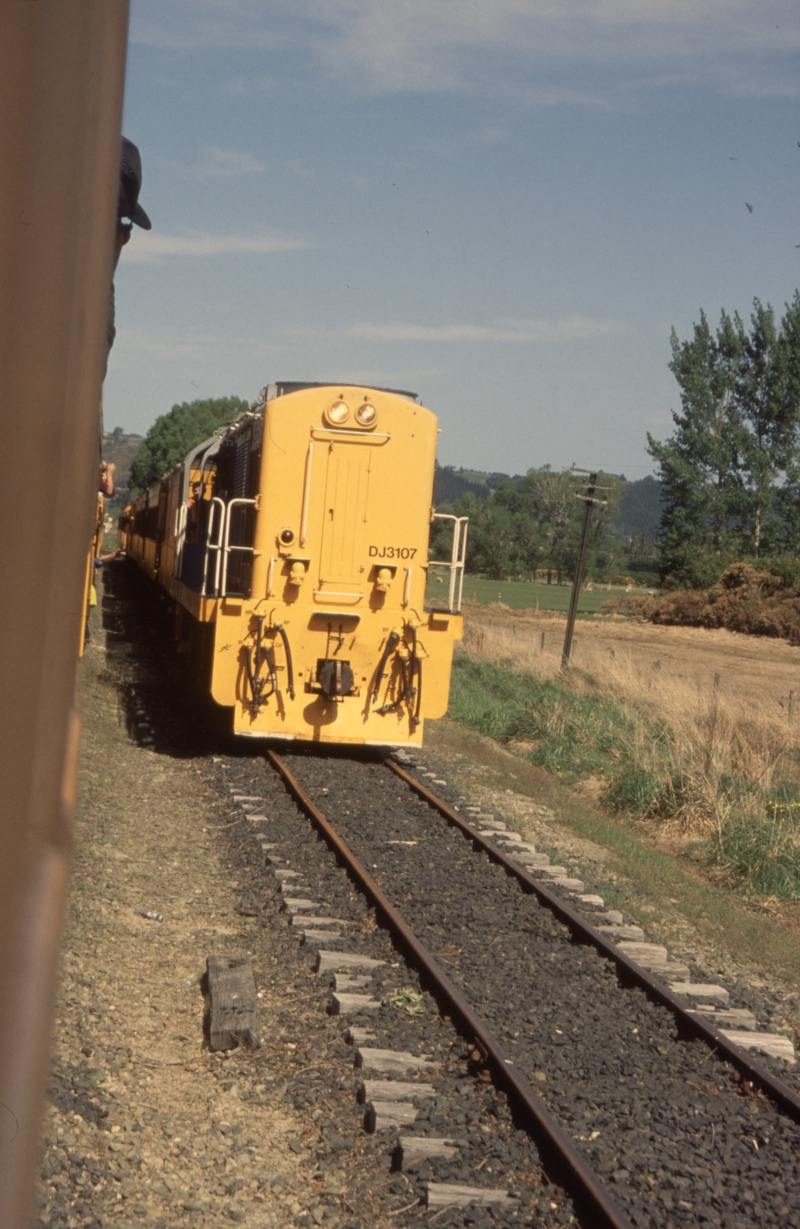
[641,563,800,643]
[728,599,800,641]
[647,589,708,626]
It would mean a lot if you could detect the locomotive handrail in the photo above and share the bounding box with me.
[174,435,222,578]
[172,503,187,579]
[221,498,257,597]
[310,428,391,442]
[300,440,313,547]
[429,514,469,612]
[312,590,364,602]
[201,497,226,596]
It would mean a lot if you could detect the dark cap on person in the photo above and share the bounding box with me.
[118,136,152,230]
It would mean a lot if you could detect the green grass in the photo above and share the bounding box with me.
[447,653,800,901]
[446,654,645,780]
[426,719,800,983]
[425,574,618,616]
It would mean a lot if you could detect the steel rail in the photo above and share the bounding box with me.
[387,758,800,1122]
[266,750,634,1229]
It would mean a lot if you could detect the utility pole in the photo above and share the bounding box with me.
[561,470,599,671]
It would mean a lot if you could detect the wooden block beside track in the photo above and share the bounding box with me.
[398,1137,459,1168]
[316,950,386,974]
[426,1183,518,1208]
[302,929,342,944]
[206,955,260,1052]
[357,1080,436,1104]
[345,1027,377,1045]
[364,1100,418,1133]
[330,992,381,1015]
[355,1047,434,1075]
[596,924,646,942]
[334,974,372,991]
[616,942,669,963]
[516,854,552,869]
[690,1007,756,1028]
[647,962,691,982]
[289,914,346,927]
[669,982,730,1006]
[719,1030,796,1063]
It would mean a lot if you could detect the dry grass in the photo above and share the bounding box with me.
[456,615,800,897]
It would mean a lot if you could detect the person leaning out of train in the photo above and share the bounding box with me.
[186,483,202,543]
[106,137,151,362]
[99,461,115,497]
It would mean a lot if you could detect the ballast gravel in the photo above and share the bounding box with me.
[235,750,800,1229]
[217,754,577,1228]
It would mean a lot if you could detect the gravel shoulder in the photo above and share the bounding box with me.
[36,595,320,1228]
[423,719,800,1047]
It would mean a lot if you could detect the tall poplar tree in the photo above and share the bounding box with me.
[647,310,744,574]
[649,294,800,579]
[736,299,798,554]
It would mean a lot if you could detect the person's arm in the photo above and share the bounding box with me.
[99,461,115,496]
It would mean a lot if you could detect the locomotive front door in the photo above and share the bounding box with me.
[318,442,373,588]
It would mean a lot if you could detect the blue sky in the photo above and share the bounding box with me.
[106,1,799,480]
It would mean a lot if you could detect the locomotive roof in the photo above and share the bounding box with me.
[262,381,419,403]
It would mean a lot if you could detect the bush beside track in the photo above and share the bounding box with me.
[618,563,800,644]
[447,653,800,902]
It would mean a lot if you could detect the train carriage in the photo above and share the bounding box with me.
[123,382,467,746]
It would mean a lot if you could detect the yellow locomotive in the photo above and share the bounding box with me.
[123,383,467,746]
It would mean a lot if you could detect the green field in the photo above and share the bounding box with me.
[425,573,620,617]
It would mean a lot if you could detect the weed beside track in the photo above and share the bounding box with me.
[448,626,800,901]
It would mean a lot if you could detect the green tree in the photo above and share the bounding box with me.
[128,396,249,493]
[650,295,800,579]
[736,299,800,554]
[648,309,745,574]
[771,292,800,552]
[448,467,621,582]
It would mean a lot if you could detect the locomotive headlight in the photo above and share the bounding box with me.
[325,399,350,426]
[355,402,377,427]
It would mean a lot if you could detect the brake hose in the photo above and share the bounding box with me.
[372,630,400,704]
[274,623,295,700]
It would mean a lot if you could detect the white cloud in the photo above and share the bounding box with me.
[121,232,310,264]
[131,1,800,100]
[184,145,265,179]
[348,316,623,344]
[465,125,511,145]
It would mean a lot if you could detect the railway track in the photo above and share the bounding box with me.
[215,747,800,1229]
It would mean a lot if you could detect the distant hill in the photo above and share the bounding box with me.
[433,464,512,505]
[435,463,663,538]
[609,475,664,542]
[101,428,144,492]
